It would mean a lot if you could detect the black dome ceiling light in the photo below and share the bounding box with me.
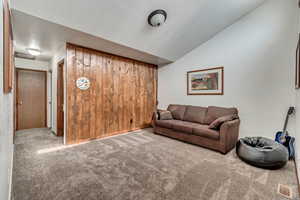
[148,9,167,27]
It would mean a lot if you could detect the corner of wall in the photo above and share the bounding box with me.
[50,45,66,140]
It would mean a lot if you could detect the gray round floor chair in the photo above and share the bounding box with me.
[236,137,288,169]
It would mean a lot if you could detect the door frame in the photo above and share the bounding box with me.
[16,68,48,130]
[56,59,65,136]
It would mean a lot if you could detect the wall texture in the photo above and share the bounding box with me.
[66,44,157,144]
[15,58,52,127]
[0,0,14,199]
[158,0,299,139]
[15,58,49,70]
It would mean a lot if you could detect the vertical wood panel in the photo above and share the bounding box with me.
[82,49,91,140]
[66,45,76,143]
[66,44,157,144]
[90,53,97,139]
[118,58,124,131]
[134,62,141,128]
[112,57,119,132]
[95,53,103,138]
[75,48,84,142]
[106,56,113,136]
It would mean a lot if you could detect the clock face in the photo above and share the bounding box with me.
[76,77,90,90]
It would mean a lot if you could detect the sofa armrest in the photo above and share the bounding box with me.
[151,112,158,127]
[219,119,240,153]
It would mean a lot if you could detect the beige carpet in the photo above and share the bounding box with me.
[13,128,299,200]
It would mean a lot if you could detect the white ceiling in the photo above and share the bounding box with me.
[11,0,266,63]
[12,10,170,64]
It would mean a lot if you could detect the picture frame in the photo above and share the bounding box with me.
[296,33,300,89]
[187,66,224,95]
[3,0,14,93]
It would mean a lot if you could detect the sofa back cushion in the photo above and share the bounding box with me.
[204,106,238,124]
[167,104,187,120]
[183,106,207,124]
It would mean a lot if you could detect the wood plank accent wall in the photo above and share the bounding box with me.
[66,44,157,144]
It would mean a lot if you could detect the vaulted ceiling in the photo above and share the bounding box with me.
[11,0,266,64]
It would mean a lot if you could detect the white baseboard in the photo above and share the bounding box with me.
[8,144,14,200]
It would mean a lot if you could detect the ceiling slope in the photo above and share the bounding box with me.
[12,0,266,62]
[12,10,170,64]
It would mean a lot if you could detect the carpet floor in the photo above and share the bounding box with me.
[13,128,299,200]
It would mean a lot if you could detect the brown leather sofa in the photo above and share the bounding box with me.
[152,104,240,154]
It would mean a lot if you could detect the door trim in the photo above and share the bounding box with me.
[56,59,64,136]
[16,68,47,130]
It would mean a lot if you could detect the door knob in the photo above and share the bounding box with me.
[18,101,23,105]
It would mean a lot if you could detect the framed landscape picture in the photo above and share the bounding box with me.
[187,67,224,95]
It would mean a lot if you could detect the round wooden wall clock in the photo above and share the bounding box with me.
[76,77,90,90]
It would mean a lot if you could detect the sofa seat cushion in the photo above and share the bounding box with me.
[172,121,199,134]
[183,106,207,124]
[155,120,175,129]
[192,125,220,140]
[204,106,238,124]
[167,104,187,120]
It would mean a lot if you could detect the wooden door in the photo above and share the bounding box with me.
[16,69,47,130]
[57,61,64,136]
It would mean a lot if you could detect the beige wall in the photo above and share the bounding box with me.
[15,57,49,70]
[294,0,300,183]
[0,0,14,199]
[158,0,299,139]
